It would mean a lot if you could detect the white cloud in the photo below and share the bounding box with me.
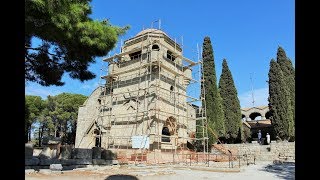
[25,86,61,99]
[238,87,268,108]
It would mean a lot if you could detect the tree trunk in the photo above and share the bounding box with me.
[28,125,31,142]
[54,124,57,137]
[38,125,42,147]
[72,121,77,145]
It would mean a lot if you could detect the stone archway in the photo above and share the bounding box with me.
[249,112,262,120]
[161,116,178,144]
[265,111,271,119]
[164,116,177,136]
[242,114,246,121]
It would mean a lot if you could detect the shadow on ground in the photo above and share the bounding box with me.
[105,174,139,180]
[261,162,295,180]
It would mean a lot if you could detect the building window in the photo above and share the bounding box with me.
[170,86,174,99]
[152,44,159,51]
[129,50,142,60]
[161,127,170,142]
[167,50,175,61]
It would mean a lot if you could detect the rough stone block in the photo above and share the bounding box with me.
[25,143,34,159]
[73,159,92,165]
[51,149,58,159]
[60,145,72,159]
[25,169,35,174]
[33,148,42,157]
[92,147,102,159]
[92,159,113,165]
[101,149,117,160]
[59,159,76,165]
[39,169,52,174]
[39,147,52,159]
[50,164,63,171]
[42,136,61,145]
[72,148,92,159]
[39,159,61,166]
[25,157,40,166]
[44,159,91,165]
[76,159,92,165]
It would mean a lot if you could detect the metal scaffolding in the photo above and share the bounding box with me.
[87,28,210,165]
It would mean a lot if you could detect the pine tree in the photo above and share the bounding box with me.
[201,37,225,146]
[25,0,129,86]
[276,47,295,140]
[268,59,293,140]
[219,59,243,143]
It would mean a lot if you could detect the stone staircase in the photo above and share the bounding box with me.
[256,145,274,161]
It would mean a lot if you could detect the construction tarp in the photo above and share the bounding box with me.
[131,135,149,149]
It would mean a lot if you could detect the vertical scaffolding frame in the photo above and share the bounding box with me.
[92,27,209,165]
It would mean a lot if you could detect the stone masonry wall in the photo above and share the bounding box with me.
[221,142,295,163]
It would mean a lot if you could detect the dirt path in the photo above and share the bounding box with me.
[25,161,295,180]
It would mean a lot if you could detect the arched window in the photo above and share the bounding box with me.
[152,44,159,51]
[161,127,170,142]
[170,86,174,99]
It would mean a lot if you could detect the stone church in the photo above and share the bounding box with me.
[75,29,205,151]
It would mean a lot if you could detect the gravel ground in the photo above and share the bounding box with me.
[25,161,295,180]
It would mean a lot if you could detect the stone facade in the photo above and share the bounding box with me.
[241,106,269,121]
[221,142,295,163]
[75,29,201,151]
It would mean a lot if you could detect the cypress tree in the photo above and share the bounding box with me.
[268,59,293,140]
[276,47,295,140]
[219,59,243,143]
[200,37,225,146]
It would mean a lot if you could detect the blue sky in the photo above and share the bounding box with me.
[25,0,295,108]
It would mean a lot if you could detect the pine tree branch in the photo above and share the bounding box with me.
[25,46,64,58]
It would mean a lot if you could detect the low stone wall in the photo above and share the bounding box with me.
[221,141,295,163]
[25,144,119,170]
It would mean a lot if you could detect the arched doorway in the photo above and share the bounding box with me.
[161,116,177,142]
[161,127,170,142]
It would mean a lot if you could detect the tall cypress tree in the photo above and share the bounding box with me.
[268,59,293,140]
[200,37,225,146]
[276,47,295,140]
[219,59,243,143]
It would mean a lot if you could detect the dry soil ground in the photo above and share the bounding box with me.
[25,161,295,180]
